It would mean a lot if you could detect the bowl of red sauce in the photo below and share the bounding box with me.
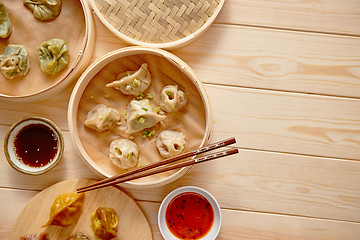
[158,186,221,240]
[4,117,64,175]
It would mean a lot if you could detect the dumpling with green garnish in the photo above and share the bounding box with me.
[109,138,139,169]
[0,45,29,79]
[84,104,121,132]
[38,38,69,75]
[106,63,151,96]
[23,0,62,21]
[126,99,166,134]
[156,130,187,158]
[0,3,11,38]
[159,85,187,112]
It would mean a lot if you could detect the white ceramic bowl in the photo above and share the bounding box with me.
[4,117,64,175]
[158,186,221,240]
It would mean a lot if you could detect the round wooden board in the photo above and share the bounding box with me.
[0,0,94,101]
[10,179,153,240]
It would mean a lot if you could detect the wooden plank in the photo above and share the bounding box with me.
[1,126,360,222]
[173,24,360,98]
[2,84,360,165]
[1,188,359,240]
[129,148,360,222]
[139,200,360,240]
[89,15,360,98]
[215,0,360,36]
[204,85,360,160]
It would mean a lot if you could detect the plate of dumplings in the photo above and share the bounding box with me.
[0,0,94,101]
[68,47,212,189]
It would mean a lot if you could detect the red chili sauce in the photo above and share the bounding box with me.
[14,124,58,168]
[165,192,214,239]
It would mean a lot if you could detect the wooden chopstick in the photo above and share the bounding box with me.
[77,137,236,192]
[77,147,238,193]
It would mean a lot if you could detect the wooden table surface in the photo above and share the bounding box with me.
[1,1,360,239]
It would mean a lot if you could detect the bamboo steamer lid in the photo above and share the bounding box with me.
[90,0,225,49]
[0,0,95,102]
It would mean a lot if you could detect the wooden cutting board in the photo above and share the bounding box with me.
[10,179,153,239]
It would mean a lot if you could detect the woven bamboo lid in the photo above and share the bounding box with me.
[90,0,224,49]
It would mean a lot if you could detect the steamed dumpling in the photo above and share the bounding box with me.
[42,192,85,227]
[159,85,187,112]
[0,45,29,79]
[23,0,62,21]
[126,99,166,134]
[106,63,151,96]
[0,3,11,38]
[156,130,187,158]
[84,104,121,132]
[38,38,69,75]
[109,138,139,169]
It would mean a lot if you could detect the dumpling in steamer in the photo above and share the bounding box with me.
[159,85,187,112]
[109,138,139,169]
[23,0,62,21]
[126,99,166,134]
[84,104,120,132]
[156,130,187,158]
[106,63,151,96]
[38,38,69,75]
[0,3,12,38]
[0,44,30,79]
[42,192,85,227]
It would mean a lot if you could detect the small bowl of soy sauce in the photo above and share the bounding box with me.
[158,186,221,240]
[4,117,64,175]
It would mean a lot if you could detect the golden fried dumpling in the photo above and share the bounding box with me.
[0,3,11,38]
[42,192,85,228]
[23,0,62,21]
[0,44,29,79]
[91,207,118,240]
[106,63,151,96]
[38,38,69,75]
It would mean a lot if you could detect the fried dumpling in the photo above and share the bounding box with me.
[106,63,151,96]
[109,138,139,169]
[0,3,11,38]
[0,44,29,79]
[159,85,187,112]
[84,104,121,132]
[42,192,85,228]
[38,38,69,75]
[126,99,166,134]
[23,0,62,21]
[91,207,118,240]
[156,130,187,158]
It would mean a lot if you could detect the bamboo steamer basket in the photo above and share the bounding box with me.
[0,0,95,102]
[68,47,211,189]
[89,0,225,49]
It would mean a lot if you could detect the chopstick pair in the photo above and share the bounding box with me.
[77,137,238,193]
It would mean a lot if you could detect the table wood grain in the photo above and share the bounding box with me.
[1,0,360,239]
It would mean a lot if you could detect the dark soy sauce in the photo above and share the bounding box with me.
[14,123,58,168]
